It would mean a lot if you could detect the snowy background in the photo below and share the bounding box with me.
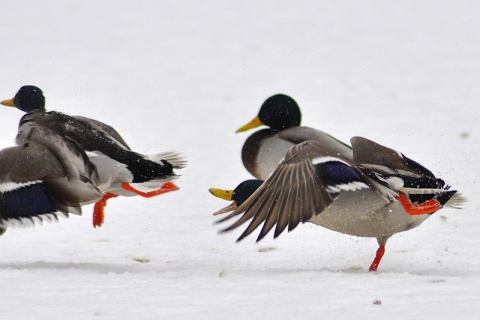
[0,1,479,319]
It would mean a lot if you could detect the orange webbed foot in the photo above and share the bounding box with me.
[121,181,179,198]
[93,192,119,228]
[396,193,442,216]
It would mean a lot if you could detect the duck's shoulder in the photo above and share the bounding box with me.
[18,111,77,137]
[16,111,69,144]
[18,111,130,151]
[279,126,353,158]
[18,111,60,129]
[73,116,130,150]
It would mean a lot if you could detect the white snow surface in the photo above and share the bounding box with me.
[0,1,479,319]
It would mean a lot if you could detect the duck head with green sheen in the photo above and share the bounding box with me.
[1,85,46,112]
[236,94,301,133]
[236,94,352,180]
[209,179,263,215]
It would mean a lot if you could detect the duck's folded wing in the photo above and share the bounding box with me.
[351,136,437,179]
[18,123,100,186]
[73,116,131,150]
[19,111,131,154]
[218,140,371,242]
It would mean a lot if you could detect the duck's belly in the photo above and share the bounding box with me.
[309,189,431,238]
[87,151,135,195]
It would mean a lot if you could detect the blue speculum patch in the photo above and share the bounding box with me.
[316,162,362,187]
[2,183,56,220]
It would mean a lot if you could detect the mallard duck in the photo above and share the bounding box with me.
[237,94,352,180]
[1,85,185,227]
[0,137,103,235]
[210,137,464,271]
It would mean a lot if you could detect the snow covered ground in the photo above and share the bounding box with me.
[0,1,479,319]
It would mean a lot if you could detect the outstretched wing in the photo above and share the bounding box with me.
[0,143,103,228]
[218,140,371,242]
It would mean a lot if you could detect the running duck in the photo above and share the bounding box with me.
[0,136,103,235]
[1,85,185,227]
[237,94,352,180]
[210,137,464,271]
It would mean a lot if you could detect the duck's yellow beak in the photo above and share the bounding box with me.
[236,116,263,133]
[209,188,233,201]
[209,188,237,215]
[1,98,15,107]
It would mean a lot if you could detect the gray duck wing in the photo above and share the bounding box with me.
[17,114,100,184]
[18,111,175,183]
[219,140,371,242]
[73,116,131,150]
[19,111,132,163]
[18,111,130,153]
[0,143,103,227]
[351,136,436,178]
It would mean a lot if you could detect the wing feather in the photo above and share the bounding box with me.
[220,141,340,241]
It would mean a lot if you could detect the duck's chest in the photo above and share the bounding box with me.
[309,189,431,238]
[253,138,295,180]
[243,127,354,180]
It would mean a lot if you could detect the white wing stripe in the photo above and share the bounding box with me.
[0,181,42,193]
[312,156,351,166]
[326,181,369,193]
